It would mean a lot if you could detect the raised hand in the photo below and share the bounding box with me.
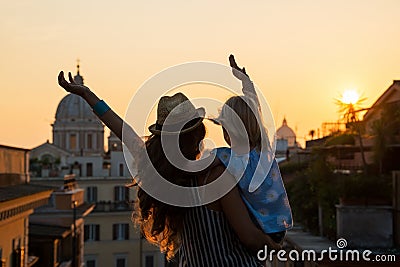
[229,54,248,80]
[58,71,90,97]
[229,54,259,107]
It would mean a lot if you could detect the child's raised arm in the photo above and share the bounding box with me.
[229,55,260,108]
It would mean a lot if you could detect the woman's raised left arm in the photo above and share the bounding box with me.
[58,71,144,160]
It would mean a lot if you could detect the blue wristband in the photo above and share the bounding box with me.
[93,100,111,117]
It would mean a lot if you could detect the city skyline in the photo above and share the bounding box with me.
[1,0,400,149]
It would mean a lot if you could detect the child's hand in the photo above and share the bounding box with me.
[58,71,90,97]
[229,54,248,80]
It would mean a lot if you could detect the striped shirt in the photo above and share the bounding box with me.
[179,205,262,267]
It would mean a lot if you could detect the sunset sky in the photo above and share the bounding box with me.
[1,0,399,149]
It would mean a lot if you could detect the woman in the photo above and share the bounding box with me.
[58,70,278,266]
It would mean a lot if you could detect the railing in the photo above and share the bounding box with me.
[92,201,133,212]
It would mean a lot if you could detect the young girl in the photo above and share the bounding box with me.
[199,55,293,244]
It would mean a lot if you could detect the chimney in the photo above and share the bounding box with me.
[53,174,84,210]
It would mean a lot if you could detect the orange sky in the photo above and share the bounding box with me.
[1,0,399,149]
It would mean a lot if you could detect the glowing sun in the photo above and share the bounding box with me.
[342,90,360,104]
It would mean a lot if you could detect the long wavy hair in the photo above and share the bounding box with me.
[132,121,206,260]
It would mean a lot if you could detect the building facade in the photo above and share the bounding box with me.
[0,144,52,267]
[29,174,95,267]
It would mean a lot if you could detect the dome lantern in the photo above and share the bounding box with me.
[73,59,84,85]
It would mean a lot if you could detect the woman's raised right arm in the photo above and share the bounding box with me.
[58,71,144,158]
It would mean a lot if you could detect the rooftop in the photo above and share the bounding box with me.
[0,144,30,151]
[0,183,55,203]
[29,223,71,238]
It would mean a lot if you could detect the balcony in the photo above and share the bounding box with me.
[92,201,133,212]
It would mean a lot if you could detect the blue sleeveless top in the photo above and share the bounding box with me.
[212,147,293,234]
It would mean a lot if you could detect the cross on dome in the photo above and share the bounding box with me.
[74,58,84,85]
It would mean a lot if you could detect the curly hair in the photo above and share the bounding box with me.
[132,121,206,260]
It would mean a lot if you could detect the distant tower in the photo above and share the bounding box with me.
[52,61,104,156]
[108,131,122,152]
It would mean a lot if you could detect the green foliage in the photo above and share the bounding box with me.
[308,151,338,239]
[29,157,42,177]
[29,156,62,177]
[286,102,398,239]
[337,173,392,204]
[285,147,392,240]
[286,149,338,238]
[286,172,319,235]
[279,160,309,175]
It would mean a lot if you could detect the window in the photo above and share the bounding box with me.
[85,256,97,267]
[119,163,124,177]
[113,224,129,240]
[0,248,4,267]
[86,259,96,267]
[114,186,129,202]
[56,240,61,264]
[84,224,100,241]
[86,187,97,203]
[116,257,126,267]
[86,163,93,177]
[114,255,127,267]
[70,134,77,150]
[87,134,92,149]
[11,247,25,267]
[145,255,154,267]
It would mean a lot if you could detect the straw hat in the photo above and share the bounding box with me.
[148,93,205,135]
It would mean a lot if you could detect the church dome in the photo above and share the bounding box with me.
[276,118,295,138]
[55,94,97,122]
[54,63,98,122]
[276,118,296,147]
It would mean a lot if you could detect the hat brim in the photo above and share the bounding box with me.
[148,107,205,135]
